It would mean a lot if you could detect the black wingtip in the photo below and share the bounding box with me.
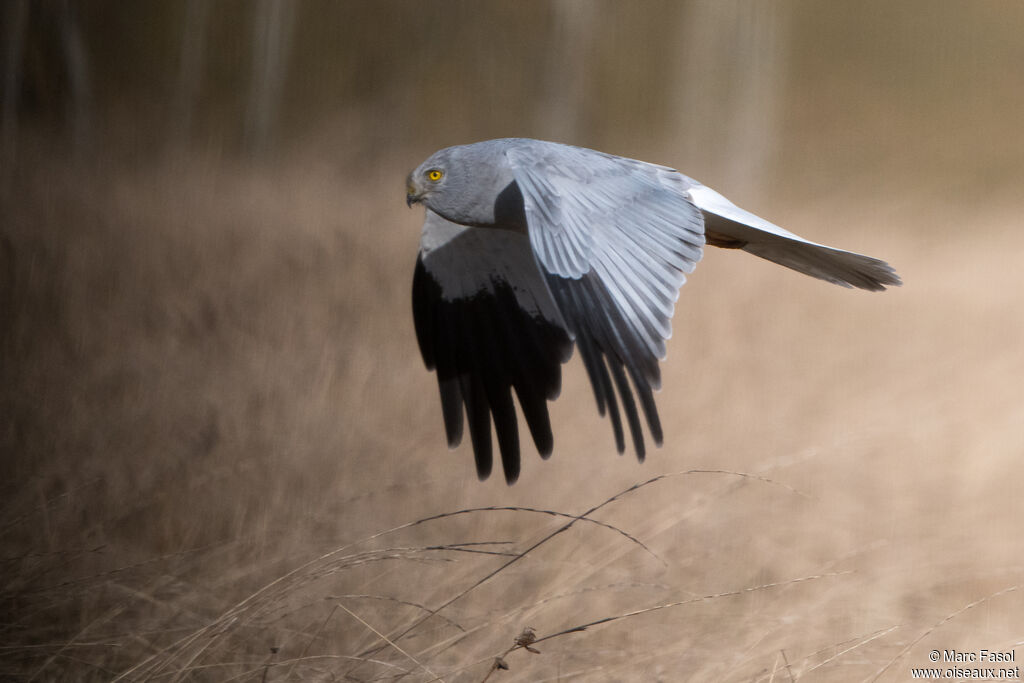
[474,448,493,481]
[464,380,494,481]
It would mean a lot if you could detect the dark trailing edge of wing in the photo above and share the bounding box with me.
[412,255,573,484]
[544,272,664,462]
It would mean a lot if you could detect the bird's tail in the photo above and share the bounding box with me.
[688,182,901,291]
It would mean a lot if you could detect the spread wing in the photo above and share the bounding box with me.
[687,181,901,291]
[508,142,705,459]
[412,210,573,484]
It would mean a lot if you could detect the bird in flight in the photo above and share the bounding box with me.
[407,138,900,484]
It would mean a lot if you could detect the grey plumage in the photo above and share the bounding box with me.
[407,138,900,484]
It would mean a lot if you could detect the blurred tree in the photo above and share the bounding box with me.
[2,0,94,182]
[539,0,596,142]
[244,0,295,157]
[172,0,209,146]
[56,0,92,153]
[670,1,790,198]
[1,0,28,182]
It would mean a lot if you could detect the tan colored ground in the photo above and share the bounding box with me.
[4,134,1022,681]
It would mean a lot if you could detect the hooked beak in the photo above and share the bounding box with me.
[406,173,422,208]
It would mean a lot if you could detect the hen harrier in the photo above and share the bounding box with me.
[407,138,900,484]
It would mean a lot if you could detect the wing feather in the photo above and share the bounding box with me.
[507,142,704,457]
[412,211,572,484]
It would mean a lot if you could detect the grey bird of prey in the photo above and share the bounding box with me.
[407,138,900,484]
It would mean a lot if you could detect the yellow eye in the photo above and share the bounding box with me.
[426,169,443,182]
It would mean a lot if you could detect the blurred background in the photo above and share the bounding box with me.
[3,1,1023,681]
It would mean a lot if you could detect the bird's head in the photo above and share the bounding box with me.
[406,147,457,210]
[406,143,514,227]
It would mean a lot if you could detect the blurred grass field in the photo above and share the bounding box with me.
[5,139,1023,681]
[4,2,1024,681]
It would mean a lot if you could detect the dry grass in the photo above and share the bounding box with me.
[3,138,1023,682]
